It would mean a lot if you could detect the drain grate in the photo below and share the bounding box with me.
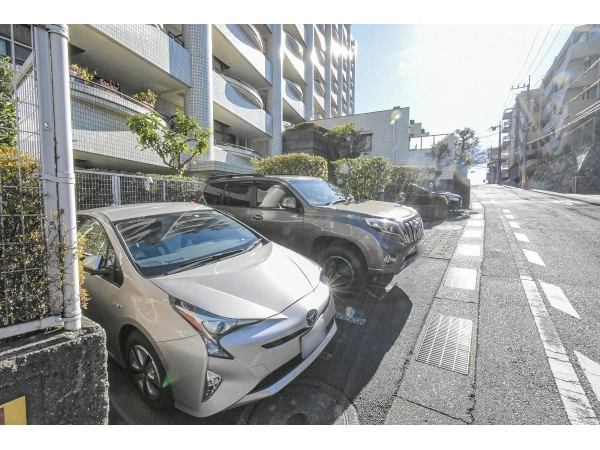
[415,313,473,375]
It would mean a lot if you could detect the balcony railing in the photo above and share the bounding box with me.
[284,31,303,59]
[284,77,303,101]
[214,142,263,161]
[214,69,264,109]
[240,24,263,53]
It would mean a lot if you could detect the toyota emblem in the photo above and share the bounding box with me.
[305,309,318,327]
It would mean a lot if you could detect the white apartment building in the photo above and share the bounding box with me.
[0,24,357,179]
[502,24,600,184]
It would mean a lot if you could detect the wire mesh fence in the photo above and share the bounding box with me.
[1,26,62,336]
[75,170,203,210]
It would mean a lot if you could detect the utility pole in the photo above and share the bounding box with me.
[511,77,530,188]
[488,123,502,184]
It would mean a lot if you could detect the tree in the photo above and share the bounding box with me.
[454,127,480,169]
[127,110,212,176]
[426,140,452,175]
[324,122,367,159]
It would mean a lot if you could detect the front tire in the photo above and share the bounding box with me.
[318,244,367,297]
[125,330,174,411]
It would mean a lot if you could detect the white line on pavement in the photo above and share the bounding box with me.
[574,351,600,404]
[464,229,483,239]
[515,233,530,243]
[523,249,546,266]
[467,220,484,227]
[509,222,521,228]
[503,209,510,213]
[456,244,481,257]
[539,281,580,319]
[505,214,515,219]
[521,280,598,425]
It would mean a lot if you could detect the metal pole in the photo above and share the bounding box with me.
[522,76,530,188]
[47,24,81,331]
[497,121,502,185]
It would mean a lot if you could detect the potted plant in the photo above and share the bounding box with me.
[132,89,158,108]
[96,78,120,92]
[69,64,96,83]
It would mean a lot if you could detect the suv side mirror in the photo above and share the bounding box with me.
[82,255,111,275]
[281,197,297,210]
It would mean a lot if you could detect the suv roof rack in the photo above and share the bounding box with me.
[206,173,265,181]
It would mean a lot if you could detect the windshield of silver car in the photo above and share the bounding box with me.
[114,210,261,277]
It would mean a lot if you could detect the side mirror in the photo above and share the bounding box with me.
[281,197,297,210]
[83,255,102,275]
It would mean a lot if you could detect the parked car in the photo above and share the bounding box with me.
[197,174,425,295]
[402,183,462,210]
[77,202,336,417]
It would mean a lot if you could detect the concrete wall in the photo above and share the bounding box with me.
[0,318,109,424]
[282,129,330,161]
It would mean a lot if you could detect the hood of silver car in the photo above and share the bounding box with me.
[150,243,320,320]
[323,200,418,220]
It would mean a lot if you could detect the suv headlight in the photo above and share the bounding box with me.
[362,217,404,236]
[169,296,259,359]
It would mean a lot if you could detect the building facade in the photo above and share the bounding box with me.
[501,24,600,187]
[0,24,357,179]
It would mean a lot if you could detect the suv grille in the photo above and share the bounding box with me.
[401,217,424,243]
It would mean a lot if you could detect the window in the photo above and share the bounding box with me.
[202,182,226,205]
[256,181,295,209]
[77,216,123,286]
[582,85,597,100]
[224,183,253,207]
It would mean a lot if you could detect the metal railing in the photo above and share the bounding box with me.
[74,170,203,211]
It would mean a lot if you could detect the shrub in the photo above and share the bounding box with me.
[402,193,449,206]
[251,153,328,179]
[386,165,438,200]
[69,64,96,82]
[132,89,158,107]
[332,156,392,200]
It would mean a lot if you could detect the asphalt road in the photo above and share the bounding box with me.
[107,185,600,425]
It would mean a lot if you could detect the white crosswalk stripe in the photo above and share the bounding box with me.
[514,233,530,243]
[523,249,545,266]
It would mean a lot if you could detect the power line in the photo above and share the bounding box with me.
[529,25,565,87]
[519,24,553,87]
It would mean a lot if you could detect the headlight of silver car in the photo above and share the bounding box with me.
[169,296,259,359]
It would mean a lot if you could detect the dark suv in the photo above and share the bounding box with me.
[198,174,425,295]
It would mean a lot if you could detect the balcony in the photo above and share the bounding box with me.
[284,31,303,59]
[239,24,263,53]
[215,69,263,108]
[503,108,513,120]
[212,70,272,139]
[314,79,325,96]
[68,24,191,105]
[191,142,260,176]
[213,24,272,88]
[283,32,305,87]
[70,78,168,171]
[283,78,304,122]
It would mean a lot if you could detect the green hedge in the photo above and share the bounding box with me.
[386,165,438,200]
[402,193,449,206]
[332,156,392,200]
[251,153,328,179]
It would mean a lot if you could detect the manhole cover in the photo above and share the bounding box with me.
[415,313,473,375]
[238,379,359,425]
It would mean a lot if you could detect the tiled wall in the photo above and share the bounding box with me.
[90,24,191,86]
[314,108,411,165]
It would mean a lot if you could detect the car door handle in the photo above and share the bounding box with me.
[252,215,263,220]
[112,302,122,309]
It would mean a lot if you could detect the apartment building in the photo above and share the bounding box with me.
[502,24,600,186]
[1,24,357,179]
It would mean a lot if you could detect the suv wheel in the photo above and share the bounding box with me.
[125,330,174,410]
[318,244,367,296]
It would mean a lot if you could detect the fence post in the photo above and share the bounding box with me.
[46,24,80,331]
[112,174,121,205]
[163,180,167,202]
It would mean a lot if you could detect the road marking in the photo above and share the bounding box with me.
[470,215,484,220]
[444,267,477,290]
[464,229,482,239]
[515,233,530,243]
[503,209,510,213]
[523,249,546,266]
[574,351,600,404]
[539,281,580,319]
[456,244,481,257]
[521,280,598,425]
[466,219,484,227]
[334,312,366,325]
[509,222,521,228]
[505,214,515,219]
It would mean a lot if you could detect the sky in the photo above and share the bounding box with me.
[350,23,581,151]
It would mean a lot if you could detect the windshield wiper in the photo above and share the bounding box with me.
[245,239,262,252]
[327,199,347,206]
[165,249,244,275]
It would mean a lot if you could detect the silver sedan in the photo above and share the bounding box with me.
[77,202,336,417]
